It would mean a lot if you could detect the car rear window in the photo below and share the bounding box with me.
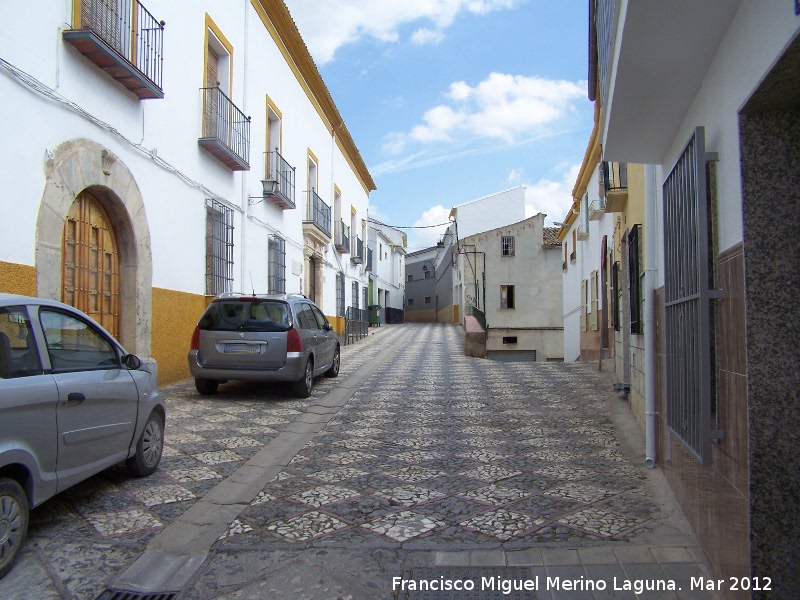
[198,300,291,332]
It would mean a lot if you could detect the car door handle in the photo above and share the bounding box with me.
[65,392,86,406]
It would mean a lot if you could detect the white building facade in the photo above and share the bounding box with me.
[367,221,406,323]
[0,0,374,384]
[595,0,800,591]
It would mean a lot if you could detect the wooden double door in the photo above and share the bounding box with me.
[62,190,120,338]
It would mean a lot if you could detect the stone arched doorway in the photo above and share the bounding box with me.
[62,189,121,338]
[36,139,152,358]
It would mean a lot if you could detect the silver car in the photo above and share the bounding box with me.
[0,294,165,578]
[188,293,340,398]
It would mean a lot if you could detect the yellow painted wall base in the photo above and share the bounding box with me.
[151,287,208,387]
[329,315,344,335]
[0,261,37,296]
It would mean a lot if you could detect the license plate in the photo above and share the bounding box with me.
[224,343,261,353]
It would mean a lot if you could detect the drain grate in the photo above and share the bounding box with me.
[95,589,180,600]
[398,567,537,599]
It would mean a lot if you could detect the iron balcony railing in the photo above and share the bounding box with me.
[200,85,250,169]
[265,149,296,208]
[595,0,616,109]
[603,161,628,193]
[68,0,164,97]
[355,237,363,258]
[336,220,350,252]
[365,247,373,271]
[304,189,331,237]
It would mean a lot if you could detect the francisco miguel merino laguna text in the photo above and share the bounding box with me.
[393,575,681,595]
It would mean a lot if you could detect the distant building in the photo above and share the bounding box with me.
[461,215,563,362]
[367,220,406,323]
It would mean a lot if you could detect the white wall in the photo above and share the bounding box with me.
[0,0,371,309]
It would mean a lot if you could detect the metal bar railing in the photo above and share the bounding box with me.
[365,247,373,271]
[466,304,486,331]
[344,306,368,346]
[78,0,164,89]
[304,189,332,237]
[337,220,350,249]
[265,149,296,206]
[201,85,251,165]
[603,161,628,193]
[355,236,363,259]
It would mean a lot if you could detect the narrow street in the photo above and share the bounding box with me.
[1,323,717,599]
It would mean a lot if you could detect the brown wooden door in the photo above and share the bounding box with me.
[204,46,219,137]
[62,191,120,338]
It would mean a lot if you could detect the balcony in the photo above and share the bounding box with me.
[335,220,350,253]
[263,149,295,209]
[588,198,606,221]
[302,189,332,241]
[603,161,628,212]
[63,0,164,99]
[365,247,373,271]
[351,237,364,265]
[595,0,739,162]
[577,224,589,240]
[198,86,250,171]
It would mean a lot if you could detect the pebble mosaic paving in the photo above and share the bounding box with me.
[16,324,666,600]
[216,325,660,550]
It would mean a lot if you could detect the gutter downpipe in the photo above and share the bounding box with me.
[644,163,658,469]
[240,5,250,290]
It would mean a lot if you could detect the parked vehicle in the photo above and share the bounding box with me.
[188,293,340,398]
[0,294,165,578]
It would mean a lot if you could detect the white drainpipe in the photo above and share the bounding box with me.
[644,164,658,468]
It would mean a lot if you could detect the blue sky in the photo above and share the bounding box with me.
[283,0,593,251]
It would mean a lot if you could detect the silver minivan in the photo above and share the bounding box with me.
[0,294,165,578]
[188,293,340,398]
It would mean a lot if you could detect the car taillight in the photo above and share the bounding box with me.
[287,327,303,352]
[191,327,201,350]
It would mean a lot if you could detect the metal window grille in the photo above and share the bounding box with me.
[663,127,716,466]
[362,287,368,310]
[268,234,286,294]
[628,224,641,334]
[501,236,515,256]
[580,279,587,331]
[590,270,599,331]
[336,272,345,317]
[612,261,620,331]
[351,281,359,310]
[205,199,234,295]
[596,0,616,108]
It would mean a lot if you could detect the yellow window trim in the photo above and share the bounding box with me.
[203,14,233,93]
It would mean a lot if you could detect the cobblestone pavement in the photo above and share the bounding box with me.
[1,323,718,600]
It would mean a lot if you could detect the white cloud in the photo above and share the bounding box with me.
[384,73,585,155]
[523,163,581,224]
[411,27,445,45]
[283,0,525,65]
[408,204,452,249]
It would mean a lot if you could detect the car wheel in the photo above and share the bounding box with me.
[0,478,28,579]
[293,358,314,398]
[324,345,340,378]
[195,378,218,395]
[126,411,164,477]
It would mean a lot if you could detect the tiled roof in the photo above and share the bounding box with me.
[543,227,561,246]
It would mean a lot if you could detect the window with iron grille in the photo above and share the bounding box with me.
[336,272,345,317]
[205,199,234,295]
[590,270,599,331]
[580,279,587,331]
[352,281,359,309]
[362,287,368,310]
[663,127,716,466]
[628,225,641,334]
[501,236,515,256]
[268,234,286,294]
[612,261,620,331]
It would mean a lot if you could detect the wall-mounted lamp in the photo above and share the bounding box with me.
[249,179,280,205]
[554,221,569,228]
